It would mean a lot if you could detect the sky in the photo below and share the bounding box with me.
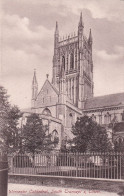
[0,0,124,109]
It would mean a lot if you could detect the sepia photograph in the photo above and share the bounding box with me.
[0,0,124,195]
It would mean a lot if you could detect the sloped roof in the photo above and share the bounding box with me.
[50,81,59,95]
[85,92,124,110]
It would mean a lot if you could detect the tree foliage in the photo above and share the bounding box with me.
[69,116,112,152]
[21,113,59,156]
[114,140,124,152]
[0,86,22,152]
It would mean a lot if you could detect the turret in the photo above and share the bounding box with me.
[31,69,38,108]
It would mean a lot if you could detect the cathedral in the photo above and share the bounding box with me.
[23,13,124,149]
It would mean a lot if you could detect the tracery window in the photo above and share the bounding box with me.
[70,53,74,69]
[91,114,96,121]
[51,129,59,147]
[122,111,124,121]
[99,115,102,125]
[62,56,65,70]
[42,108,52,116]
[106,112,111,124]
[104,115,107,124]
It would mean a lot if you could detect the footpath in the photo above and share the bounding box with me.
[8,183,119,196]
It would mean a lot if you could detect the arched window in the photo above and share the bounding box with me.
[51,129,59,147]
[106,112,111,124]
[69,113,73,126]
[91,114,96,121]
[122,111,124,121]
[42,108,52,116]
[70,53,74,70]
[104,115,107,124]
[62,56,65,70]
[99,115,102,124]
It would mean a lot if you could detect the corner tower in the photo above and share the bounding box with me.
[52,13,94,109]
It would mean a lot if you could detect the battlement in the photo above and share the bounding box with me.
[58,34,89,47]
[58,32,78,47]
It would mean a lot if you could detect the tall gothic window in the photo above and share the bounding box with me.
[70,53,74,69]
[62,56,65,70]
[99,115,102,124]
[91,114,96,122]
[104,115,107,124]
[106,112,111,124]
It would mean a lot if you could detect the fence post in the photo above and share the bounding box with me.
[75,152,78,177]
[8,154,13,173]
[0,152,8,196]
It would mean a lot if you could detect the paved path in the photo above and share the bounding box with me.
[8,183,118,196]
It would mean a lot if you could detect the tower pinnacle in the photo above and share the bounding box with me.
[32,69,38,104]
[88,28,92,43]
[78,12,84,27]
[55,21,59,34]
[32,69,38,85]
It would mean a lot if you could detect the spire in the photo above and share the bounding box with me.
[88,28,92,43]
[55,21,59,35]
[32,69,38,85]
[32,69,38,104]
[78,12,84,27]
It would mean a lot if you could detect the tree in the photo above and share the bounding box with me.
[5,106,22,152]
[0,86,22,152]
[69,116,112,152]
[21,113,58,158]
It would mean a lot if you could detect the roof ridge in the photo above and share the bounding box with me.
[87,92,124,100]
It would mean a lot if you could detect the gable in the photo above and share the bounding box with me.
[35,80,59,107]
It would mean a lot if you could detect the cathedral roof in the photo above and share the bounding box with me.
[50,81,59,95]
[85,92,124,110]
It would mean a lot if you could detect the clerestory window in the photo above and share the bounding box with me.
[70,53,74,70]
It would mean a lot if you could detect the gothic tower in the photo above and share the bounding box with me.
[31,69,38,108]
[52,12,94,109]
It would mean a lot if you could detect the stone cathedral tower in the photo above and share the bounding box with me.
[52,12,94,109]
[23,12,124,148]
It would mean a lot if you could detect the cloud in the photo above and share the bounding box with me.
[94,49,124,96]
[2,13,53,49]
[96,49,123,61]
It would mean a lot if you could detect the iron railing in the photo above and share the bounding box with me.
[8,152,124,180]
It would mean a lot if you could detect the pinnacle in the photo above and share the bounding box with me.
[32,69,38,85]
[89,28,92,42]
[55,21,59,34]
[79,12,84,27]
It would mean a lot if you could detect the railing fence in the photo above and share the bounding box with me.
[8,152,124,180]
